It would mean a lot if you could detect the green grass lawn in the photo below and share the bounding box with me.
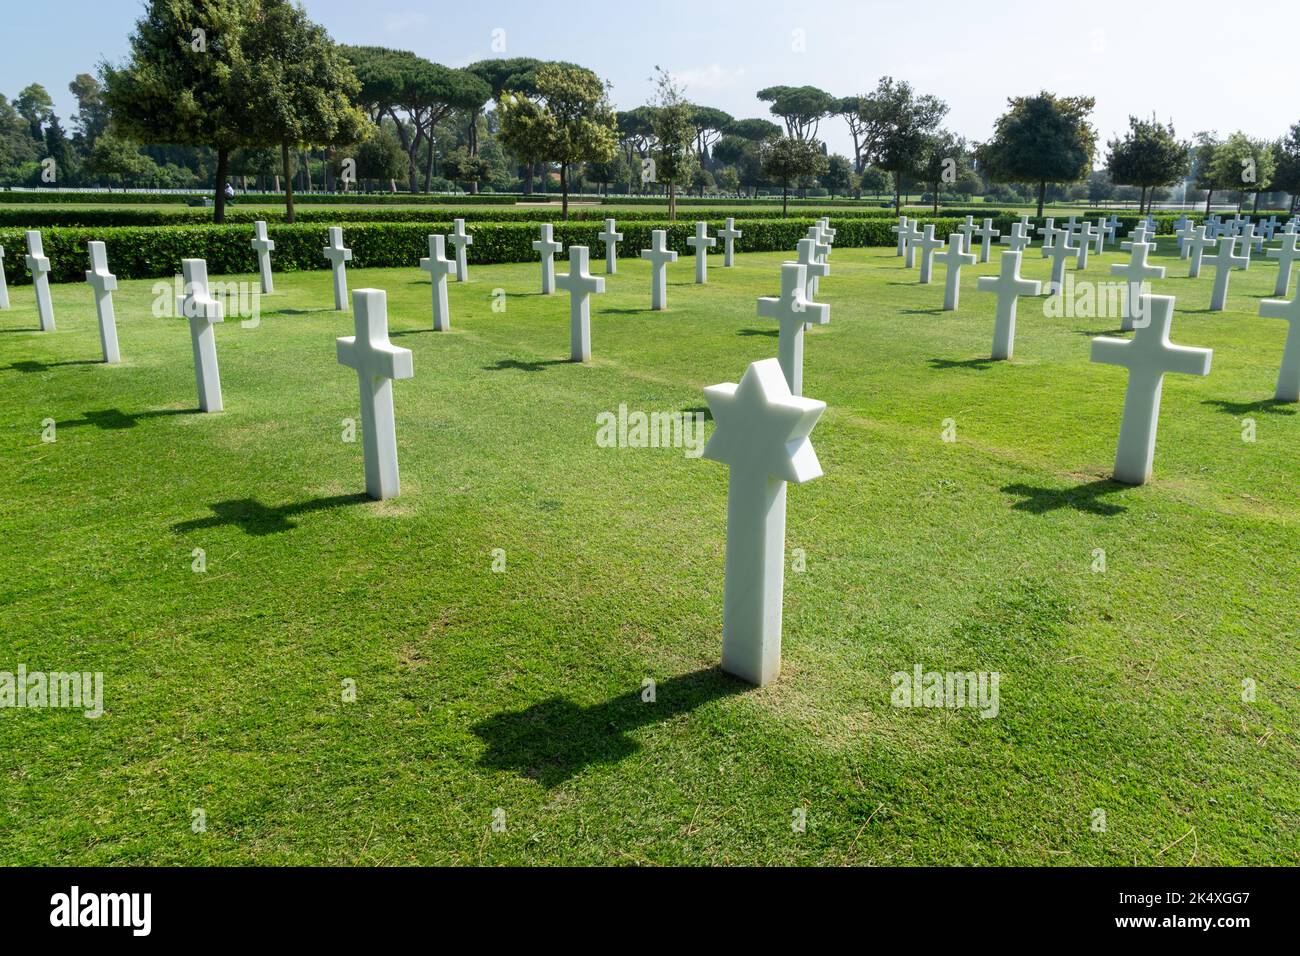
[0,237,1295,865]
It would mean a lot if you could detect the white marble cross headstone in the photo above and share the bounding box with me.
[803,227,830,297]
[891,215,909,256]
[251,220,275,294]
[1092,217,1109,255]
[1037,217,1060,248]
[687,221,716,284]
[419,233,455,331]
[902,219,923,267]
[760,262,829,395]
[795,237,829,310]
[323,227,352,311]
[1185,226,1217,279]
[934,233,976,310]
[0,244,9,310]
[718,217,743,267]
[1091,293,1211,485]
[916,225,945,284]
[1174,219,1199,259]
[978,251,1042,360]
[1042,232,1079,293]
[336,288,413,500]
[176,258,225,413]
[1267,232,1300,297]
[702,357,825,686]
[1076,221,1098,270]
[1000,221,1031,253]
[533,223,563,294]
[1121,224,1154,250]
[974,218,1000,263]
[556,245,604,363]
[25,231,54,331]
[85,241,120,364]
[1259,292,1300,402]
[448,218,472,281]
[818,217,836,243]
[1204,237,1248,311]
[1110,242,1165,330]
[957,216,976,255]
[1237,222,1261,268]
[640,229,678,310]
[598,218,622,274]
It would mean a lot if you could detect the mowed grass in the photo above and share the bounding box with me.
[0,236,1296,866]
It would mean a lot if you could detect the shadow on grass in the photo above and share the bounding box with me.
[929,357,997,370]
[1003,479,1129,517]
[680,404,713,422]
[58,407,192,430]
[172,493,370,537]
[1202,397,1297,416]
[5,359,104,373]
[902,307,944,315]
[481,358,572,373]
[737,327,779,338]
[472,666,750,787]
[1074,328,1126,336]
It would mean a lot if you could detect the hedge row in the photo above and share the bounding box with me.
[0,205,1024,229]
[0,213,1203,286]
[0,190,519,206]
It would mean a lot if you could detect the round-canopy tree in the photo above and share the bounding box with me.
[757,85,834,141]
[1105,115,1190,215]
[979,91,1096,218]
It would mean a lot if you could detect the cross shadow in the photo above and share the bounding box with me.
[680,404,713,422]
[1202,397,1297,416]
[481,358,570,373]
[472,666,750,787]
[5,359,103,373]
[602,307,654,315]
[903,307,944,315]
[1003,479,1129,517]
[1074,328,1125,336]
[58,408,192,430]
[929,357,996,370]
[737,327,779,338]
[172,493,369,537]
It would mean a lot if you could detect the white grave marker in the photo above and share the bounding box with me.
[85,241,120,364]
[640,230,678,310]
[598,218,622,274]
[533,224,563,295]
[418,233,455,331]
[795,238,829,312]
[1185,226,1216,279]
[934,233,976,310]
[978,251,1042,360]
[0,244,8,310]
[957,216,976,255]
[1000,221,1031,253]
[758,261,829,396]
[323,227,352,311]
[701,358,825,686]
[901,219,923,267]
[1110,242,1165,331]
[1258,292,1300,402]
[176,258,225,413]
[556,245,604,362]
[448,218,472,281]
[1042,233,1079,294]
[1267,232,1300,297]
[251,220,275,294]
[719,217,743,267]
[336,288,413,500]
[916,225,945,284]
[1204,237,1247,311]
[891,215,909,256]
[687,221,716,284]
[25,231,54,331]
[974,218,1000,263]
[1091,294,1211,485]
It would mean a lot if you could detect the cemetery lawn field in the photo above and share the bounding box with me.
[0,242,1296,866]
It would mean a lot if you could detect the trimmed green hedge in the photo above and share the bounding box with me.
[0,205,1022,230]
[0,190,520,206]
[0,212,1217,286]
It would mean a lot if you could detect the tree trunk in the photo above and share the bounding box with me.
[1205,189,1213,216]
[1253,191,1261,213]
[1036,180,1046,218]
[561,162,569,221]
[669,182,677,221]
[782,183,789,218]
[523,162,533,194]
[281,141,296,224]
[893,171,902,214]
[213,146,229,224]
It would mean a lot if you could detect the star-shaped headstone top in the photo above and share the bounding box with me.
[703,358,825,485]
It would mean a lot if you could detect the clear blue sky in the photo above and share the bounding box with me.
[5,0,1295,159]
